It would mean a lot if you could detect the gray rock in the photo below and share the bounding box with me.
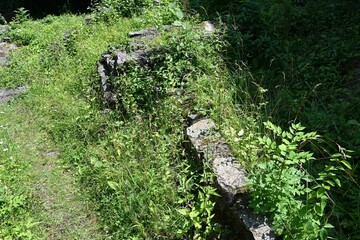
[187,113,202,125]
[97,47,157,108]
[128,28,158,39]
[97,27,161,109]
[97,22,216,108]
[187,118,216,139]
[1,37,11,42]
[0,41,18,66]
[0,25,8,35]
[0,86,26,103]
[202,21,215,36]
[186,118,275,240]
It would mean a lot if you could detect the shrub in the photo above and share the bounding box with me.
[248,121,351,239]
[92,0,155,21]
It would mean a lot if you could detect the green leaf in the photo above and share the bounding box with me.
[289,127,294,134]
[314,203,323,216]
[319,228,328,240]
[284,160,294,164]
[320,195,328,212]
[258,162,267,169]
[279,144,286,151]
[177,208,189,216]
[333,178,341,187]
[317,187,326,198]
[107,181,118,191]
[302,175,314,182]
[325,180,335,187]
[340,160,352,170]
[282,138,290,145]
[286,132,292,139]
[266,137,272,146]
[323,223,334,229]
[189,210,199,219]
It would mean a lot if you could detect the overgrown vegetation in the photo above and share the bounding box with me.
[0,1,228,239]
[188,0,359,239]
[0,0,359,239]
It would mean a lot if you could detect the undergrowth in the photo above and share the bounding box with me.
[1,0,358,239]
[0,2,227,239]
[187,0,360,239]
[0,112,36,239]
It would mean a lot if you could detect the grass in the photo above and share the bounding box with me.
[0,5,228,238]
[0,100,104,239]
[1,1,357,239]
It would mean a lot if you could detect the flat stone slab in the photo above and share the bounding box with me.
[0,86,26,103]
[128,28,158,38]
[186,118,274,240]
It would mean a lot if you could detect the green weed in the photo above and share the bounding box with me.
[247,121,351,239]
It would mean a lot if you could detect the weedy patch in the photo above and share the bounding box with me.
[0,2,230,239]
[2,1,356,239]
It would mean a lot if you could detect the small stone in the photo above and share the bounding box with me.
[42,151,60,157]
[202,21,215,36]
[187,114,201,125]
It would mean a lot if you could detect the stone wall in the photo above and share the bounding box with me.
[186,117,275,240]
[97,26,275,239]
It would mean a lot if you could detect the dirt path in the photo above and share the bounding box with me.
[0,101,104,239]
[0,33,105,239]
[0,98,104,239]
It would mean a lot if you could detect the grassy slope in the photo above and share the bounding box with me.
[3,2,355,239]
[0,9,226,239]
[0,14,130,239]
[0,14,143,238]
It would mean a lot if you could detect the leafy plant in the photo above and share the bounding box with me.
[248,121,351,239]
[177,162,220,239]
[92,0,155,21]
[12,7,30,24]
